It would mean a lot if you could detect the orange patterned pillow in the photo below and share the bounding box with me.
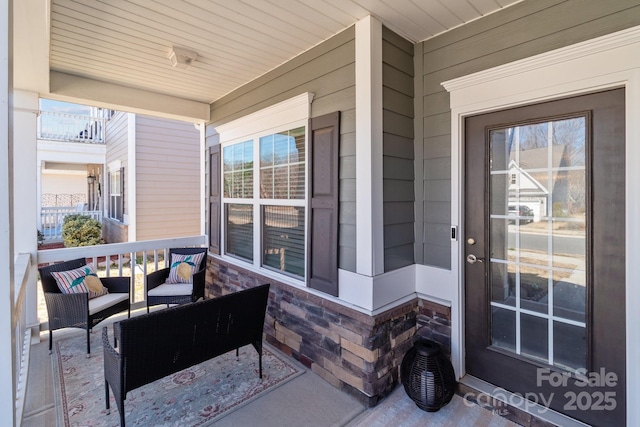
[166,253,205,284]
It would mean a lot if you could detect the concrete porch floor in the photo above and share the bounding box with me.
[22,310,517,427]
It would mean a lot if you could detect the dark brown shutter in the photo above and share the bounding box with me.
[308,112,340,296]
[209,145,221,254]
[107,172,111,218]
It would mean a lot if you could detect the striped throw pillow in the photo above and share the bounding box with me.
[51,263,109,299]
[166,252,205,284]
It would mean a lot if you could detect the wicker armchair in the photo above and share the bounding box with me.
[39,258,131,355]
[146,247,208,312]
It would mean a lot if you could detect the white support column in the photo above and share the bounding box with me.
[13,90,39,332]
[198,122,206,238]
[36,159,42,240]
[127,113,136,241]
[0,0,16,423]
[355,16,384,277]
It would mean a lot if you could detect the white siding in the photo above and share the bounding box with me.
[105,111,129,226]
[135,115,200,241]
[105,112,128,168]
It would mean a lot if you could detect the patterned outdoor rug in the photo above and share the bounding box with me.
[52,330,304,427]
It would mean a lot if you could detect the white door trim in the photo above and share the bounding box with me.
[442,25,640,425]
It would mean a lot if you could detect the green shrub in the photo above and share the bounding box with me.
[62,214,103,247]
[37,229,45,246]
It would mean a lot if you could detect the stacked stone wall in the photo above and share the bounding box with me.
[416,299,452,358]
[206,256,451,405]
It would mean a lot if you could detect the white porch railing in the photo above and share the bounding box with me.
[14,253,31,426]
[37,235,208,311]
[40,207,103,240]
[37,111,106,144]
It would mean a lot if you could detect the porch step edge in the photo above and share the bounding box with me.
[459,375,590,427]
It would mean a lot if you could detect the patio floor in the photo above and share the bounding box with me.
[22,309,518,427]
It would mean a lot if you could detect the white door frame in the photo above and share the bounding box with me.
[443,25,640,425]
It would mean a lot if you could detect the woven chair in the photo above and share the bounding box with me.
[146,247,208,312]
[39,258,131,356]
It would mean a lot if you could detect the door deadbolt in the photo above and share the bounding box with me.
[467,237,476,245]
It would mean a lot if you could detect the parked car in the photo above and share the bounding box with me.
[508,205,534,224]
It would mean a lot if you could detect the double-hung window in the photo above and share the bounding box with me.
[218,93,312,281]
[108,167,124,222]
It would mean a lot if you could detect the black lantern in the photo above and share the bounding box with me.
[400,338,456,412]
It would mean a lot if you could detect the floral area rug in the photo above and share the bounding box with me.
[52,329,304,427]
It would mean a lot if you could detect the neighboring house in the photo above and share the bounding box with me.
[37,106,201,244]
[5,2,640,427]
[101,112,201,243]
[507,160,548,222]
[37,107,107,241]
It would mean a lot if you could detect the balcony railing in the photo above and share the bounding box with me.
[40,207,103,241]
[37,111,106,144]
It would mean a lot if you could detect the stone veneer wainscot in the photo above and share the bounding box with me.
[205,255,452,405]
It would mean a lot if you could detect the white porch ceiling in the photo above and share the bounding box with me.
[45,0,520,109]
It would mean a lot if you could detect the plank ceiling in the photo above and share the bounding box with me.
[50,0,521,105]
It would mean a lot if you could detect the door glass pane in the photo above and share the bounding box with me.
[553,269,586,323]
[489,128,511,172]
[554,322,586,372]
[490,262,515,307]
[490,218,515,262]
[552,223,586,262]
[521,314,548,363]
[519,224,550,268]
[518,123,549,170]
[520,267,548,314]
[489,116,587,372]
[491,307,515,352]
[490,173,509,216]
[552,117,586,168]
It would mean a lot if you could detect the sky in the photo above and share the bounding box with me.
[39,98,92,116]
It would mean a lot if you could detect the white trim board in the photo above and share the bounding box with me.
[214,92,314,142]
[339,265,415,312]
[355,16,384,276]
[127,113,136,242]
[441,25,640,425]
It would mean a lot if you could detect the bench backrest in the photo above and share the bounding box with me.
[116,283,270,391]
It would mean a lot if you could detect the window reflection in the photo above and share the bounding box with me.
[489,115,588,372]
[260,127,305,199]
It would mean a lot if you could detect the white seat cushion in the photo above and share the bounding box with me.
[88,293,129,316]
[147,283,193,297]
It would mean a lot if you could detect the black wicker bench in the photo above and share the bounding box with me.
[102,283,270,427]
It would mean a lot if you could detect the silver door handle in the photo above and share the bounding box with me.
[466,254,484,264]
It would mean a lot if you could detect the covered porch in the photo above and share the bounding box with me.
[4,1,640,426]
[21,293,514,427]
